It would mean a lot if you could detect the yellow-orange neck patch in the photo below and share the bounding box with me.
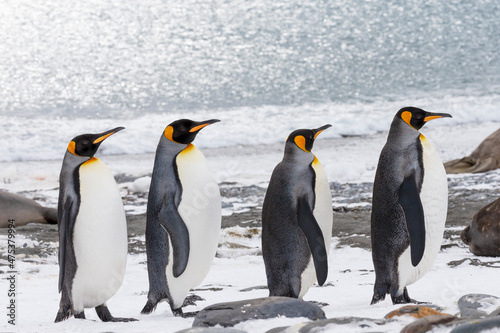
[180,143,195,154]
[164,126,174,142]
[82,157,98,165]
[294,135,309,152]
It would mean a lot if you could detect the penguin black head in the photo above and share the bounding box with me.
[67,127,124,157]
[397,107,452,131]
[286,124,332,153]
[163,119,220,144]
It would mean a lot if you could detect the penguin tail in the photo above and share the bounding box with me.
[370,292,386,305]
[370,279,390,305]
[54,306,72,323]
[140,299,158,315]
[43,207,58,224]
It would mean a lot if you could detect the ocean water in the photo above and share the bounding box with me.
[0,0,499,161]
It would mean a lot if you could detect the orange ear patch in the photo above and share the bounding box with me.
[294,135,309,152]
[67,141,77,155]
[164,126,174,141]
[401,111,412,126]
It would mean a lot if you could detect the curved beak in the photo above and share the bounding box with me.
[424,113,452,122]
[189,119,220,133]
[313,124,332,139]
[93,127,125,144]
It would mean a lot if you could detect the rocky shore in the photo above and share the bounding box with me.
[1,170,500,332]
[7,171,499,258]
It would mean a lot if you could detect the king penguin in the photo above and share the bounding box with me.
[262,125,333,298]
[370,107,452,305]
[141,119,221,317]
[55,127,136,322]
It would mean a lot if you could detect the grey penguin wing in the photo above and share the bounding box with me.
[158,198,189,278]
[297,196,328,285]
[399,172,425,267]
[58,197,78,292]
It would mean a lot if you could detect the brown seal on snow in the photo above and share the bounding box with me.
[0,190,57,227]
[445,128,500,174]
[461,198,500,256]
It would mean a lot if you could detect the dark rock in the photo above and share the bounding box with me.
[308,300,329,307]
[461,198,500,257]
[192,297,326,328]
[447,258,500,268]
[194,287,224,292]
[400,314,458,333]
[445,128,500,174]
[450,316,500,333]
[266,327,289,333]
[385,305,447,319]
[458,294,500,319]
[266,317,386,333]
[239,285,268,292]
[488,307,500,317]
[176,328,246,333]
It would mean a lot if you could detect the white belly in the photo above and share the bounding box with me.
[397,135,448,292]
[299,157,333,298]
[166,144,221,308]
[71,158,128,311]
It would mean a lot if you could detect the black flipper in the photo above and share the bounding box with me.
[58,196,79,292]
[297,196,328,286]
[399,173,425,267]
[158,199,190,277]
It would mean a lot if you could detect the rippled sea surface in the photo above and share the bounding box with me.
[1,0,499,117]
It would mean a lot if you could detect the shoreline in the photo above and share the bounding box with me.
[5,169,499,256]
[1,121,500,332]
[1,172,499,332]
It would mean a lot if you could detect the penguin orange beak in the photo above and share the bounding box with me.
[313,124,332,139]
[93,127,125,144]
[424,113,452,122]
[189,119,220,133]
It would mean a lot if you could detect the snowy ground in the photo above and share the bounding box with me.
[2,225,500,333]
[1,121,500,332]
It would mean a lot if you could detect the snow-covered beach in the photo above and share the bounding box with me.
[2,0,500,331]
[1,119,500,332]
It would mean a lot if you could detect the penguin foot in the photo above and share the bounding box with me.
[183,294,205,307]
[391,287,419,304]
[140,299,158,315]
[74,311,86,319]
[95,304,137,322]
[172,308,184,317]
[172,308,198,318]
